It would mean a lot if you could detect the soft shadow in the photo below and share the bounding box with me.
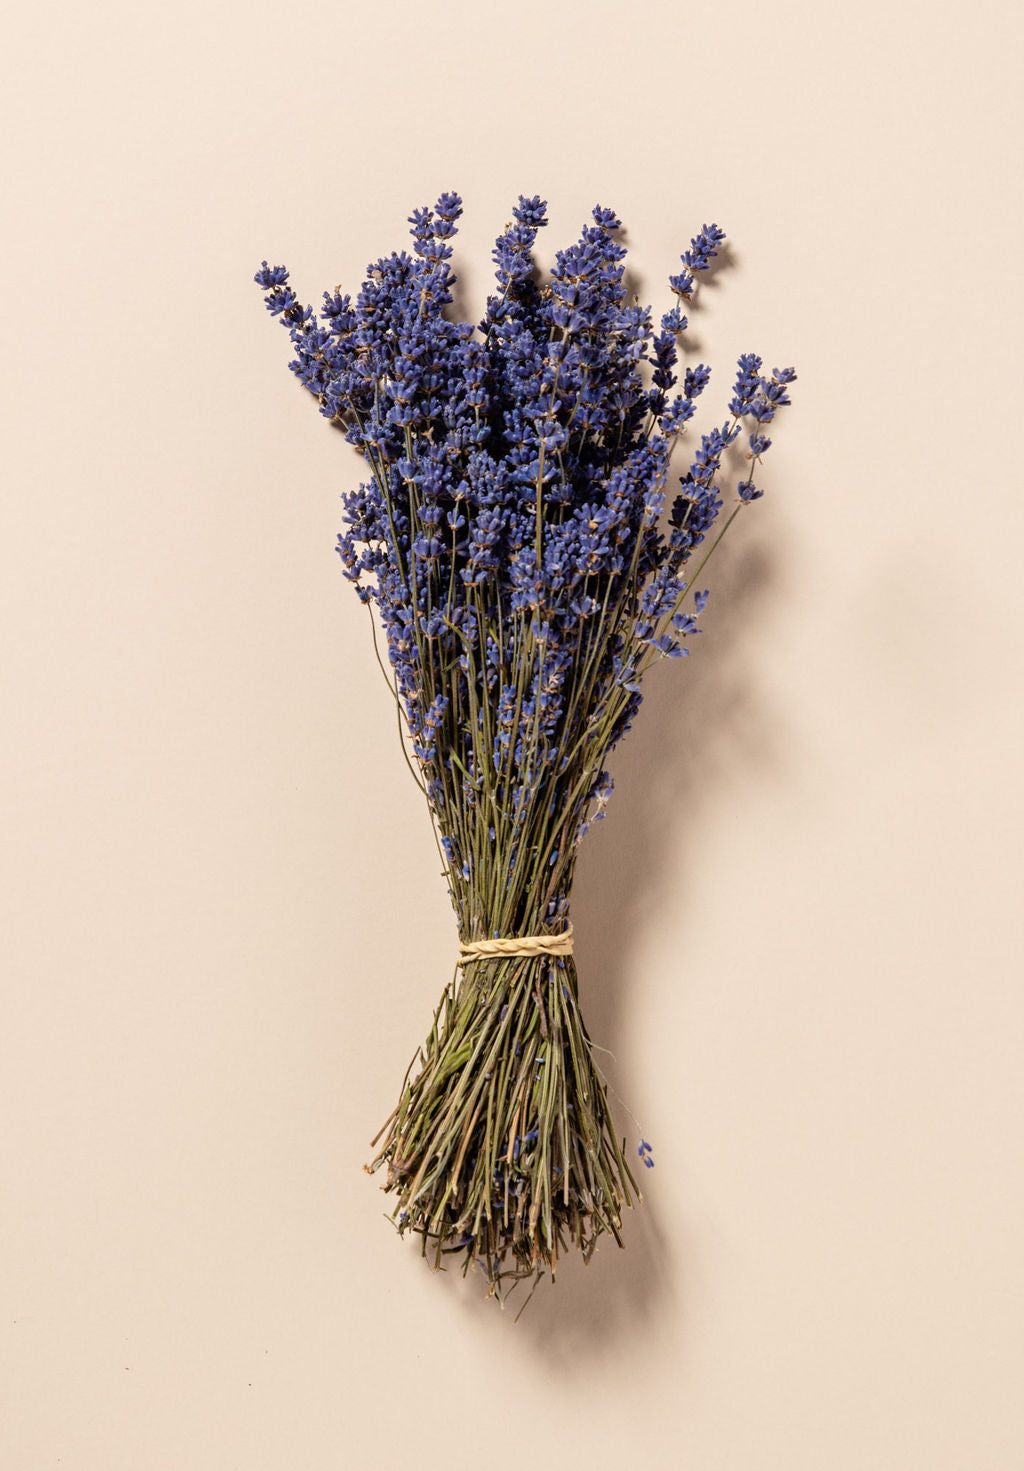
[449,256,481,327]
[508,514,782,1362]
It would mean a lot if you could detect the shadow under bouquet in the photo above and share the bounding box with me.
[254,194,795,1302]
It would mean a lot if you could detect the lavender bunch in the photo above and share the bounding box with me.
[254,195,795,1301]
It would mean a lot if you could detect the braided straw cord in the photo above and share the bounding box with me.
[457,921,574,964]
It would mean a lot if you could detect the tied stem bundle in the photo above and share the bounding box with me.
[254,193,796,1301]
[368,934,638,1293]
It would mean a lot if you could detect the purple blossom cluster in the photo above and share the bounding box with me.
[254,196,795,939]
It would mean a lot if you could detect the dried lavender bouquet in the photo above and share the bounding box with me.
[254,194,795,1300]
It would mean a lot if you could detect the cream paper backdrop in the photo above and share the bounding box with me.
[2,2,1022,1466]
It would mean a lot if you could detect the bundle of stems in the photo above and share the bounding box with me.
[370,948,638,1293]
[254,192,795,1300]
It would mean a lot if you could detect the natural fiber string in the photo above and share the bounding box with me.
[457,921,574,965]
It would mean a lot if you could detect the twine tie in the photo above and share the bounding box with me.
[457,921,574,965]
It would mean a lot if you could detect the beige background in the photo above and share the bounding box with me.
[3,1,1023,1466]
